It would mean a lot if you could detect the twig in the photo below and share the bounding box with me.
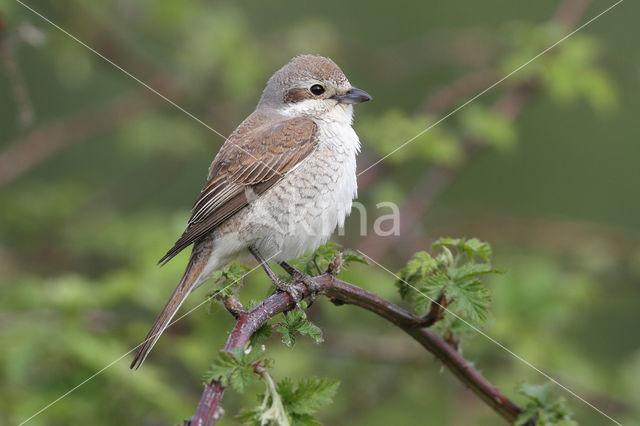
[414,292,447,328]
[1,16,35,128]
[187,272,525,425]
[220,296,247,320]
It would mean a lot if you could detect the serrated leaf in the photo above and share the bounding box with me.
[235,407,262,424]
[446,278,490,325]
[250,323,273,346]
[405,251,438,278]
[290,413,321,426]
[210,263,251,300]
[203,362,233,387]
[432,237,492,262]
[275,306,323,347]
[277,377,295,400]
[519,382,551,406]
[515,382,576,426]
[292,244,367,276]
[514,406,539,426]
[398,237,498,336]
[296,320,324,344]
[237,376,338,426]
[451,263,503,284]
[341,249,369,267]
[279,377,340,416]
[230,365,255,393]
[204,346,263,392]
[276,324,297,347]
[396,251,438,300]
[308,243,341,274]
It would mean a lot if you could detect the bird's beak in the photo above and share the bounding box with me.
[332,87,372,104]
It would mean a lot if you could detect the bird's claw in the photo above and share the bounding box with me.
[277,262,320,306]
[291,271,319,303]
[274,278,303,307]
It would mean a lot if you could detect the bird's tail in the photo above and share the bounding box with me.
[130,247,210,370]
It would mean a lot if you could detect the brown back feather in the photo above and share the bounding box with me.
[158,115,318,265]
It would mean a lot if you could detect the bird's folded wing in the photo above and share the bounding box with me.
[158,116,318,264]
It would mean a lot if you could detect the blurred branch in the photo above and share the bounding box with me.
[1,16,35,128]
[372,28,497,79]
[187,260,526,426]
[358,0,591,259]
[0,7,222,188]
[552,0,592,28]
[421,68,500,116]
[0,89,152,187]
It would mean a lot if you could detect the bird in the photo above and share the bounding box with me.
[130,55,372,370]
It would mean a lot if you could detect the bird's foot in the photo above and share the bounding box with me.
[273,277,303,306]
[279,262,320,304]
[293,271,320,303]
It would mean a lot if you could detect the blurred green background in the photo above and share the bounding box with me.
[1,0,639,425]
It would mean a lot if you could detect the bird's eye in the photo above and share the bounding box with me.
[310,84,325,96]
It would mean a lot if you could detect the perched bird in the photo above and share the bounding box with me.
[131,55,371,369]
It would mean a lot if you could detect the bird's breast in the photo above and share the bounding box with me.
[225,119,359,262]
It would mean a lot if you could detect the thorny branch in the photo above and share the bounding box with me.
[187,258,528,426]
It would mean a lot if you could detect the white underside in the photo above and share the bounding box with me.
[194,104,359,287]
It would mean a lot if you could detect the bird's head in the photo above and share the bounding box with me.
[258,55,372,122]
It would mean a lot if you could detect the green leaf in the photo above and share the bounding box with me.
[514,406,539,426]
[396,251,438,300]
[249,323,273,347]
[291,244,368,277]
[459,105,517,151]
[209,263,251,300]
[341,249,369,267]
[230,365,255,393]
[446,278,491,325]
[516,382,577,425]
[235,408,262,424]
[291,413,321,426]
[276,323,297,348]
[296,320,323,344]
[359,110,463,166]
[292,243,341,275]
[275,306,324,347]
[579,68,617,114]
[432,237,492,262]
[278,377,340,416]
[309,243,341,273]
[397,238,499,336]
[237,376,339,426]
[203,346,264,393]
[451,263,502,281]
[502,23,617,117]
[519,382,551,406]
[203,351,236,386]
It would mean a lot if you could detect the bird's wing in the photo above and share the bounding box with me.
[158,116,318,264]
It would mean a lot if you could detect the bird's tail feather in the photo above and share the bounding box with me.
[130,247,210,370]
